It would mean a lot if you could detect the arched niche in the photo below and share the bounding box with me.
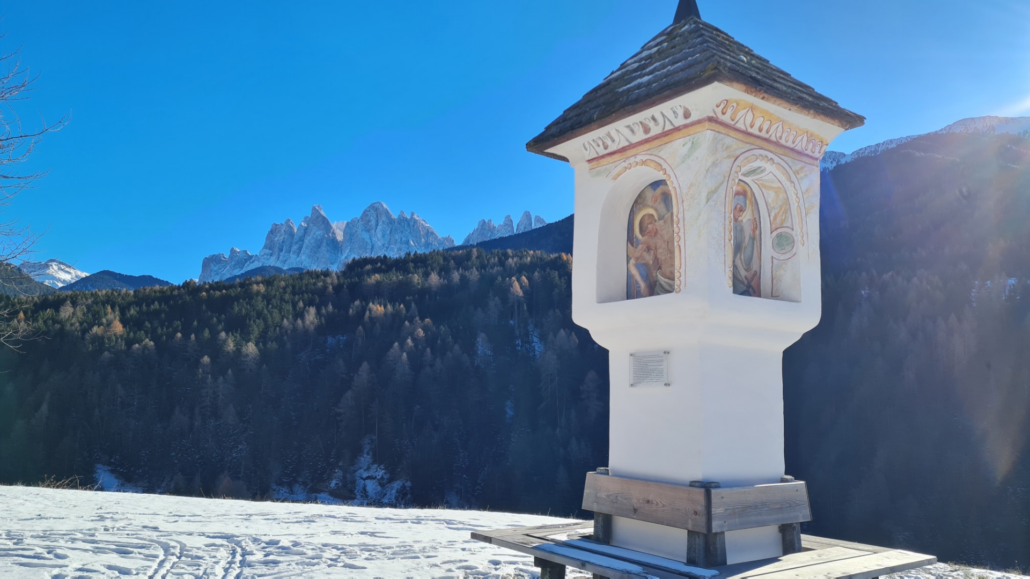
[597,156,682,304]
[724,150,805,302]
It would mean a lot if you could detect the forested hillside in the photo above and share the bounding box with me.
[785,131,1030,568]
[0,249,609,514]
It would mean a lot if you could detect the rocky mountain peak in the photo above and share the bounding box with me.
[516,211,534,234]
[17,259,89,289]
[200,203,455,283]
[200,203,546,283]
[462,212,546,245]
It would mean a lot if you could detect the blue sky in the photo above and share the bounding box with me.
[5,0,1030,283]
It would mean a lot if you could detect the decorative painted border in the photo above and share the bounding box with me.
[713,99,827,158]
[606,154,683,294]
[581,97,829,166]
[582,104,693,161]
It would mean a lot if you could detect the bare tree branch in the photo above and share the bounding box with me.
[0,33,65,349]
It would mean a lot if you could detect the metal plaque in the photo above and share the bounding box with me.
[630,351,670,388]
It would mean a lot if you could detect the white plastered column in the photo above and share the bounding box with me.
[549,83,845,565]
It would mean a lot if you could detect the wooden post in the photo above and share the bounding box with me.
[592,468,613,545]
[534,556,566,579]
[779,523,802,554]
[592,468,612,579]
[779,475,803,555]
[686,481,727,568]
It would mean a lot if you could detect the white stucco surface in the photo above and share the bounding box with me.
[546,82,849,564]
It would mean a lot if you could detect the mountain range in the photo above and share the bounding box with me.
[199,203,547,283]
[462,211,547,245]
[12,260,171,293]
[821,115,1030,171]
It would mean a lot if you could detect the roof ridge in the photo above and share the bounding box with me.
[527,16,863,157]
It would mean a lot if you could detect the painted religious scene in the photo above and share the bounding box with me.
[730,180,762,297]
[726,152,803,302]
[627,180,676,299]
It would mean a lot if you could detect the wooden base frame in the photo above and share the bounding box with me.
[473,522,936,579]
[471,469,935,579]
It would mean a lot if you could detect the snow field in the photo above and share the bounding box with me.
[0,486,1024,578]
[0,485,590,578]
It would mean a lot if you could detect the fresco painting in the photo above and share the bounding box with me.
[731,180,762,297]
[626,180,676,299]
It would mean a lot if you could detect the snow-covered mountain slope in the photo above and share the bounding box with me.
[0,486,1019,579]
[822,115,1030,171]
[0,485,591,578]
[200,203,456,283]
[17,259,88,289]
[463,211,548,245]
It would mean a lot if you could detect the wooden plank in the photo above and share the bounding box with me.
[564,539,720,578]
[710,483,812,533]
[474,521,592,542]
[583,472,708,532]
[472,528,548,548]
[529,528,596,543]
[751,550,936,579]
[485,531,669,579]
[715,547,870,579]
[800,536,889,554]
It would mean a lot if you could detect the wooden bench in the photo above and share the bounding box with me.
[471,470,935,579]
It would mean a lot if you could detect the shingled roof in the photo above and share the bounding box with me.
[527,16,864,158]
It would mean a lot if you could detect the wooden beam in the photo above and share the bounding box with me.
[709,482,812,533]
[583,473,812,534]
[582,472,708,532]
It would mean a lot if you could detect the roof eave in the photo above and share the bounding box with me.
[527,71,864,161]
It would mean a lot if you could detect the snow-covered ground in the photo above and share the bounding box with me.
[0,485,589,578]
[0,485,1024,579]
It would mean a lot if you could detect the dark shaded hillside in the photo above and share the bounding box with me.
[458,215,573,254]
[0,249,608,514]
[785,132,1030,568]
[0,263,55,296]
[60,270,172,292]
[224,266,305,283]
